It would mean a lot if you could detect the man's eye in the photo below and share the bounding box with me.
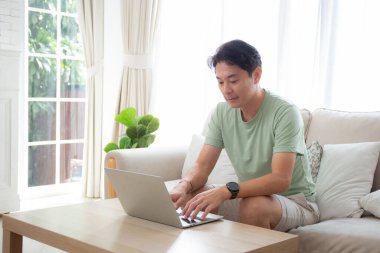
[230,80,238,84]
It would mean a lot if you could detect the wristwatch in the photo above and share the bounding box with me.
[226,182,240,199]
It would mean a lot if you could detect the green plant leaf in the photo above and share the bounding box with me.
[104,142,119,153]
[138,115,159,134]
[138,134,156,148]
[115,107,138,127]
[104,107,160,152]
[138,115,154,126]
[119,136,131,149]
[126,125,148,140]
[147,117,160,134]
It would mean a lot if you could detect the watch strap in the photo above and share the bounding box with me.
[226,182,239,199]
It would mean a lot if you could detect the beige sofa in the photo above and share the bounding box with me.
[105,108,380,253]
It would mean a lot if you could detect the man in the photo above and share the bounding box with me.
[170,40,319,232]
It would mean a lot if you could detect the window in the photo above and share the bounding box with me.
[26,0,85,195]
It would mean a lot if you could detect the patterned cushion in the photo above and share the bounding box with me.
[307,141,323,183]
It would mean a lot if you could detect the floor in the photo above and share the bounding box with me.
[1,195,95,253]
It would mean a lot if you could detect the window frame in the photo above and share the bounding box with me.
[23,0,85,199]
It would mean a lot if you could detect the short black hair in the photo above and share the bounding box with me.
[208,40,262,77]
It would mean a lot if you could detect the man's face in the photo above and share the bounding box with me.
[215,61,261,108]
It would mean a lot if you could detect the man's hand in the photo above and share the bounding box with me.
[182,186,231,220]
[170,183,193,209]
[171,144,222,210]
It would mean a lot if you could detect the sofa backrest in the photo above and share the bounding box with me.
[304,108,380,191]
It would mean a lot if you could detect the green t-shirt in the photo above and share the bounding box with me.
[205,90,316,201]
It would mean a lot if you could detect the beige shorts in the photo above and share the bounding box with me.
[273,193,319,232]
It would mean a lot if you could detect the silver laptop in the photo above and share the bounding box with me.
[105,169,223,228]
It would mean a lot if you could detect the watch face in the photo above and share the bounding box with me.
[227,182,239,192]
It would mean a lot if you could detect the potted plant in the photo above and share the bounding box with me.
[104,107,159,153]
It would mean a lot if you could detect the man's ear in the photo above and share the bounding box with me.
[253,67,262,84]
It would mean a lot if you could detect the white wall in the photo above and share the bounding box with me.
[0,0,23,212]
[0,0,22,51]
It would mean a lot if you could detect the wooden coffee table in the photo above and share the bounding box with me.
[2,199,297,253]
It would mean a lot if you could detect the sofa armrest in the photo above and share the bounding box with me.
[104,146,187,198]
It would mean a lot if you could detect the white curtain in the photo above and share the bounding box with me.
[151,0,380,147]
[112,0,161,142]
[77,0,104,198]
[150,0,224,147]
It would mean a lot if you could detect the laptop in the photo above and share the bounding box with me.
[105,168,223,228]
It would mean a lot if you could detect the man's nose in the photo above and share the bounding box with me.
[222,83,232,93]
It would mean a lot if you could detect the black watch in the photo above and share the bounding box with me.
[226,182,240,199]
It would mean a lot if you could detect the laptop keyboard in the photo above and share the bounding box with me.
[176,209,205,224]
[180,217,201,224]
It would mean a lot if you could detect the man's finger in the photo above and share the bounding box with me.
[190,200,208,220]
[201,205,214,219]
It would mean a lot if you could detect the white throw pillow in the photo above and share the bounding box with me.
[359,190,380,218]
[181,135,237,185]
[181,134,204,176]
[316,142,380,221]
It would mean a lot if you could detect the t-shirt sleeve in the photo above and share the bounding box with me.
[273,105,305,155]
[204,104,224,149]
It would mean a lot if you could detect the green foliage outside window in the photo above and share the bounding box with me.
[28,11,56,54]
[61,0,77,13]
[29,0,57,11]
[28,1,84,142]
[28,56,56,97]
[61,16,82,56]
[28,0,85,187]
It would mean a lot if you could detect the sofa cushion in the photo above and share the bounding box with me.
[300,108,312,139]
[360,190,380,218]
[306,108,380,192]
[316,142,380,221]
[307,141,323,183]
[289,217,380,253]
[182,135,237,184]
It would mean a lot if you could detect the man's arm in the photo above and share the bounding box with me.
[238,152,296,198]
[182,152,296,220]
[170,144,222,208]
